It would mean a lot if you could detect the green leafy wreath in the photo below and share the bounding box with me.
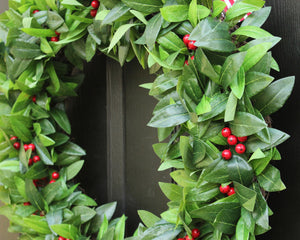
[0,0,295,239]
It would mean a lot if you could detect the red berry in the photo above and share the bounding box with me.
[33,155,40,163]
[33,180,37,187]
[184,60,189,66]
[222,149,232,160]
[177,239,185,240]
[51,36,59,42]
[32,95,36,103]
[235,143,246,154]
[23,202,31,206]
[58,237,65,240]
[185,236,194,240]
[183,34,190,46]
[24,144,29,151]
[28,158,33,166]
[28,143,36,152]
[191,56,194,60]
[188,40,197,50]
[33,10,39,14]
[237,136,248,142]
[219,184,230,194]
[10,136,18,141]
[52,172,59,180]
[90,9,97,17]
[49,180,56,184]
[55,31,60,36]
[227,187,235,196]
[91,0,100,9]
[227,135,238,145]
[191,228,200,238]
[221,127,231,138]
[13,142,20,150]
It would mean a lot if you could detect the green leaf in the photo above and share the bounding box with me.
[10,41,42,59]
[226,0,265,21]
[51,224,79,239]
[230,67,245,99]
[25,179,45,211]
[233,26,272,39]
[242,42,273,72]
[148,104,189,128]
[241,6,271,28]
[212,0,227,18]
[114,215,126,240]
[130,10,148,25]
[108,23,138,53]
[170,170,197,187]
[253,76,295,116]
[102,3,130,25]
[97,215,109,240]
[159,182,182,202]
[247,128,290,152]
[198,93,228,122]
[157,31,186,53]
[196,95,211,115]
[145,14,163,51]
[50,108,71,134]
[160,5,189,22]
[73,206,97,223]
[39,134,55,147]
[138,210,160,228]
[185,183,219,203]
[227,155,254,186]
[190,18,236,52]
[204,158,230,184]
[33,137,54,165]
[236,217,250,240]
[22,28,56,37]
[220,52,247,88]
[23,217,52,234]
[10,115,33,142]
[245,71,274,98]
[194,48,219,82]
[122,0,163,14]
[65,160,84,181]
[149,71,179,96]
[188,0,197,27]
[225,91,237,122]
[73,193,97,206]
[257,165,286,192]
[234,182,257,212]
[58,142,86,156]
[229,112,267,136]
[86,34,96,62]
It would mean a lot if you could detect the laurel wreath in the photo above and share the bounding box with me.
[0,0,295,239]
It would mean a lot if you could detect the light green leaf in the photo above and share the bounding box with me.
[66,160,84,181]
[138,210,160,228]
[196,95,211,115]
[225,91,237,122]
[160,5,189,22]
[122,0,163,14]
[159,182,183,202]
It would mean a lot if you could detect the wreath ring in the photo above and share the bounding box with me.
[0,0,295,240]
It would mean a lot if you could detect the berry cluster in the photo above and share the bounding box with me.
[221,127,247,160]
[182,34,197,66]
[51,31,60,42]
[90,0,100,18]
[219,183,235,196]
[177,228,200,240]
[58,236,72,240]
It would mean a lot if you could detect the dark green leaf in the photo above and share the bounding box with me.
[121,0,163,14]
[25,179,45,211]
[50,108,71,134]
[257,165,286,192]
[229,112,267,136]
[234,182,257,212]
[253,76,295,116]
[145,14,163,51]
[9,115,33,143]
[102,3,130,25]
[245,71,274,98]
[33,137,54,165]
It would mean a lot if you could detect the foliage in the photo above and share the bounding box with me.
[0,0,295,239]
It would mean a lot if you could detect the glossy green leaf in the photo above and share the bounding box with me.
[233,26,272,39]
[149,71,179,96]
[33,137,53,165]
[157,31,186,53]
[10,41,42,59]
[159,182,183,202]
[148,104,189,128]
[50,108,71,134]
[253,76,295,116]
[190,18,236,52]
[138,210,160,228]
[23,217,52,234]
[230,67,245,99]
[196,95,211,115]
[114,215,126,240]
[225,91,237,122]
[73,206,96,223]
[241,6,271,28]
[170,170,197,187]
[212,0,227,17]
[51,224,79,239]
[220,52,246,88]
[230,112,267,136]
[145,14,163,51]
[185,183,219,203]
[65,160,84,181]
[226,0,265,20]
[236,217,250,240]
[25,179,45,211]
[160,5,189,22]
[122,0,163,14]
[234,182,257,212]
[10,115,33,143]
[257,165,286,192]
[227,155,254,186]
[102,3,130,25]
[245,72,274,98]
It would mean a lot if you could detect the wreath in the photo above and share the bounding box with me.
[0,0,295,239]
